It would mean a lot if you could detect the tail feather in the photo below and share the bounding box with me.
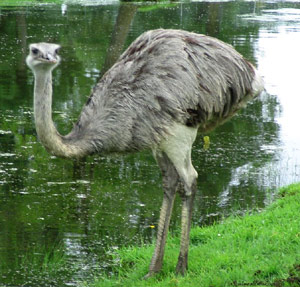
[251,67,264,96]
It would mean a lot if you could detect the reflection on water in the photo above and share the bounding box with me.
[256,10,300,189]
[1,1,300,286]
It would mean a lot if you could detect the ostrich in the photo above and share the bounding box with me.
[26,29,264,277]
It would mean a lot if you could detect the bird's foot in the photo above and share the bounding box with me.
[143,271,156,280]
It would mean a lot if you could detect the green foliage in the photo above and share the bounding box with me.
[137,4,178,13]
[0,0,63,6]
[88,184,300,287]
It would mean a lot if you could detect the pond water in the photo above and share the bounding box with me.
[0,0,300,286]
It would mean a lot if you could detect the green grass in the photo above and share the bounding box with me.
[0,0,62,6]
[86,183,300,287]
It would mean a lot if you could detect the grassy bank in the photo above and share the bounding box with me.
[86,184,300,287]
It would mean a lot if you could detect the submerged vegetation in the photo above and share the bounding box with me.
[86,184,300,287]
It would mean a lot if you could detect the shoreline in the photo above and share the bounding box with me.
[86,184,300,287]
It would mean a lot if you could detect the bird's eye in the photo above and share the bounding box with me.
[32,48,39,55]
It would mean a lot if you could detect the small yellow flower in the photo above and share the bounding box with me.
[150,225,155,229]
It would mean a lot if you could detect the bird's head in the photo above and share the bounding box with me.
[26,43,61,72]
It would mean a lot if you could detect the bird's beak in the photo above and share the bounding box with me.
[45,53,57,64]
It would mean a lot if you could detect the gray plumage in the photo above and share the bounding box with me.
[65,29,259,154]
[26,29,264,277]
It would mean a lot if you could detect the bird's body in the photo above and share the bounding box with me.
[64,29,261,155]
[26,29,264,277]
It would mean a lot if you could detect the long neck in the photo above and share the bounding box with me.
[33,69,84,158]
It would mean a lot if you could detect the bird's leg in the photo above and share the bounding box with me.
[144,151,180,279]
[156,124,198,276]
[176,179,197,275]
[146,123,198,278]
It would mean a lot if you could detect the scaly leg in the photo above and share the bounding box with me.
[144,151,180,279]
[176,179,197,275]
[159,124,198,276]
